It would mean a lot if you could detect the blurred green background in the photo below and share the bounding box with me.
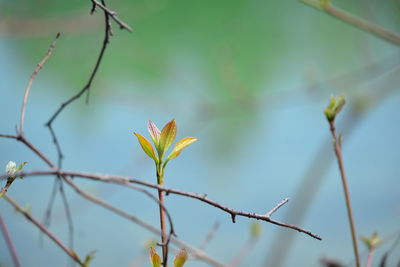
[1,0,400,266]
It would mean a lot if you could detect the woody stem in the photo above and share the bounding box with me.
[157,164,168,267]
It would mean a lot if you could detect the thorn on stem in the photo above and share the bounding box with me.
[231,214,236,223]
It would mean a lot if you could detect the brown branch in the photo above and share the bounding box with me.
[327,119,360,267]
[299,0,400,47]
[0,169,322,240]
[0,133,20,139]
[2,195,84,266]
[19,33,60,137]
[0,213,21,267]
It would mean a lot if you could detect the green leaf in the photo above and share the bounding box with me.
[167,137,197,161]
[17,162,27,179]
[16,162,27,172]
[159,119,177,157]
[133,133,158,162]
[173,248,188,267]
[149,248,162,267]
[148,120,161,147]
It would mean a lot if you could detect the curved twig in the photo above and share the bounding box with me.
[19,33,60,136]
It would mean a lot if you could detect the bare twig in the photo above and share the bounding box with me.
[326,102,361,267]
[0,169,322,240]
[156,169,168,267]
[0,134,17,139]
[2,195,84,266]
[19,33,60,136]
[265,198,289,218]
[299,0,400,46]
[0,213,21,267]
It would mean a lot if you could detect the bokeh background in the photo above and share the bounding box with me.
[1,0,400,266]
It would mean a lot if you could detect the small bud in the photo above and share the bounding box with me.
[173,248,188,267]
[149,248,162,267]
[324,94,346,122]
[5,161,17,176]
[361,232,381,250]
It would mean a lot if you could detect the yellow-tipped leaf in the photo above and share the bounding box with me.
[149,248,162,267]
[134,133,158,162]
[159,119,177,155]
[173,248,188,267]
[148,120,161,146]
[167,137,197,160]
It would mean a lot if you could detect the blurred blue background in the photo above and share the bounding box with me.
[1,0,400,266]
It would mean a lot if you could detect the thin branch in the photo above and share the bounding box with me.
[0,169,322,240]
[19,33,60,136]
[89,0,133,32]
[327,118,360,267]
[47,126,64,168]
[2,195,84,266]
[0,134,17,139]
[299,0,400,46]
[265,198,289,218]
[0,213,21,267]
